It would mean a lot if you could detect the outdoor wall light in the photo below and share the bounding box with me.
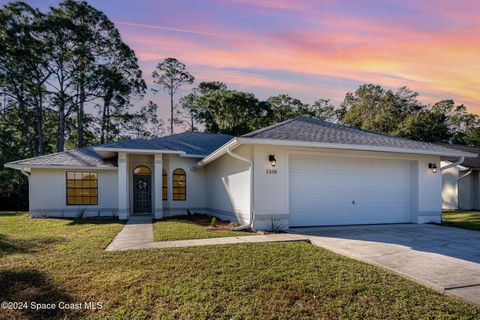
[428,162,437,173]
[269,155,276,167]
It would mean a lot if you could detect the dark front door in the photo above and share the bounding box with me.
[134,175,152,213]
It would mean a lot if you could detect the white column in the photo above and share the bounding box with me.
[154,153,163,219]
[118,152,129,220]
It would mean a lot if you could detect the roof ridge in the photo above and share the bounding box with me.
[242,116,301,137]
[148,131,232,142]
[95,137,146,148]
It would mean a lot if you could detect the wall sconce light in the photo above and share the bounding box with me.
[269,155,276,167]
[428,162,437,173]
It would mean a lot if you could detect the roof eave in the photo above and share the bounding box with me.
[238,137,477,157]
[4,163,118,171]
[192,138,240,170]
[194,137,477,169]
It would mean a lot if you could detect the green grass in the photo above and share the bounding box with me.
[0,212,479,319]
[443,211,480,231]
[153,215,251,241]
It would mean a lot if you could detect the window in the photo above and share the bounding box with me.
[133,165,151,174]
[172,168,186,201]
[66,172,98,205]
[162,169,168,200]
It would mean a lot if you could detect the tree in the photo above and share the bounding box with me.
[120,101,164,139]
[0,0,150,210]
[395,109,451,142]
[309,99,340,122]
[152,58,194,135]
[176,81,228,132]
[195,89,268,135]
[178,93,198,132]
[0,2,51,155]
[197,81,226,95]
[48,0,146,148]
[266,94,310,124]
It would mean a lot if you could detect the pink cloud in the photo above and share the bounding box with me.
[117,4,480,112]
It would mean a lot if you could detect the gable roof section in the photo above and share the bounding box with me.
[5,132,234,170]
[94,132,233,157]
[242,116,475,156]
[437,143,480,169]
[194,116,476,169]
[4,147,116,170]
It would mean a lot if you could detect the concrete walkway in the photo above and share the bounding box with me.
[105,216,309,252]
[106,216,154,251]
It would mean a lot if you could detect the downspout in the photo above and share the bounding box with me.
[441,156,465,171]
[20,169,31,179]
[458,170,472,181]
[226,148,255,230]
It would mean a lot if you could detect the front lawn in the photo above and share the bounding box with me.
[0,212,479,319]
[154,214,252,241]
[442,211,480,231]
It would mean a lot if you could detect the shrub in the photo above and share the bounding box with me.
[210,217,217,227]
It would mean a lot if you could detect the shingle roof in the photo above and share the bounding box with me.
[242,116,471,155]
[5,147,116,168]
[6,132,234,169]
[96,132,233,156]
[437,144,480,169]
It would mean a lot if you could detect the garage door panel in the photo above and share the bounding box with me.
[289,155,412,227]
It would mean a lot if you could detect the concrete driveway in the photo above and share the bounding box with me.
[289,224,480,307]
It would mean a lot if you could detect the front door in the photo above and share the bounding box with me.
[133,175,152,213]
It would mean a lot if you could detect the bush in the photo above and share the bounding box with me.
[210,217,217,227]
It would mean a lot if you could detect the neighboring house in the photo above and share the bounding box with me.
[439,144,480,210]
[5,116,476,230]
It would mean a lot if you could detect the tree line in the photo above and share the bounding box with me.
[2,1,479,211]
[173,80,480,145]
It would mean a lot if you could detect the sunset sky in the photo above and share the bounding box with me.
[23,0,480,119]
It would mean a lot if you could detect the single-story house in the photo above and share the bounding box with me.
[5,116,476,230]
[440,144,480,210]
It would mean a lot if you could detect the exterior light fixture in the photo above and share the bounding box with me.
[269,155,276,167]
[428,162,437,173]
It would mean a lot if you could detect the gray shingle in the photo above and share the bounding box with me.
[243,116,468,154]
[96,132,233,156]
[7,132,233,168]
[6,147,116,168]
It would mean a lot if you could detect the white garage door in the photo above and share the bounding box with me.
[289,155,411,227]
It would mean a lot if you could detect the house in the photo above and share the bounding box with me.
[440,144,480,210]
[5,116,476,230]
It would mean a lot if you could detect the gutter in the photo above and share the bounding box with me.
[226,148,255,231]
[194,138,477,170]
[441,156,465,171]
[20,168,31,178]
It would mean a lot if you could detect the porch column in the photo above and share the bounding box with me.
[154,153,163,219]
[118,151,129,220]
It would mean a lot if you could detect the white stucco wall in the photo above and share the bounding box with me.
[204,145,251,224]
[441,161,459,210]
[29,168,118,218]
[161,154,206,216]
[248,145,442,229]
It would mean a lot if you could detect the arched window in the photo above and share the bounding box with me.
[172,168,186,201]
[133,165,151,174]
[162,168,167,200]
